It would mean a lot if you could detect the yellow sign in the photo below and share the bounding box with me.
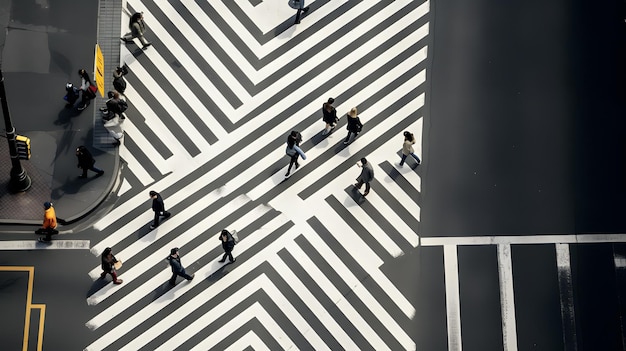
[94,44,105,97]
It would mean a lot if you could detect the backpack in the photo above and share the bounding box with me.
[230,230,239,245]
[113,77,126,93]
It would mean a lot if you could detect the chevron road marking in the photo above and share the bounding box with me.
[444,245,463,351]
[85,221,298,351]
[189,303,294,351]
[223,331,270,351]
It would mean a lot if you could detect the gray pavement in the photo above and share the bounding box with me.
[0,0,120,226]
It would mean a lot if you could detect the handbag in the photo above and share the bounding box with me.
[113,260,123,270]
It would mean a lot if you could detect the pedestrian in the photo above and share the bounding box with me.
[149,190,171,230]
[36,202,58,242]
[167,248,194,285]
[218,229,237,263]
[64,82,80,108]
[76,146,104,178]
[343,107,363,144]
[105,91,128,120]
[321,97,338,135]
[285,131,306,177]
[288,0,310,24]
[100,247,123,285]
[398,131,421,167]
[77,69,97,111]
[354,157,374,196]
[112,66,128,94]
[121,12,151,49]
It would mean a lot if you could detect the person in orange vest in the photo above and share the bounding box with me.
[37,202,58,243]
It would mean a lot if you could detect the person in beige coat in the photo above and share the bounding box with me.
[399,131,421,167]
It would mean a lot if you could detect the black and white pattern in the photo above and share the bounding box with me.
[85,0,427,350]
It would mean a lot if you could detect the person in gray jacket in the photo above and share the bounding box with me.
[121,12,151,48]
[354,157,374,196]
[167,248,194,285]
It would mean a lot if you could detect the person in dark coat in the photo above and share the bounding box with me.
[167,248,194,285]
[76,146,104,178]
[285,131,306,177]
[343,107,363,144]
[64,82,80,108]
[218,230,236,263]
[100,247,123,284]
[105,91,128,120]
[355,157,374,196]
[149,190,171,230]
[112,66,128,94]
[322,97,338,135]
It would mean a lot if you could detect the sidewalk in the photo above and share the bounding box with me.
[0,0,122,225]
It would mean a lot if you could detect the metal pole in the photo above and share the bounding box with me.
[0,70,31,192]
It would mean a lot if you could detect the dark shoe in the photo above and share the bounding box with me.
[230,258,236,263]
[77,105,87,111]
[169,281,176,286]
[120,37,130,42]
[149,225,156,230]
[295,163,300,170]
[303,6,309,13]
[97,171,104,177]
[343,141,349,145]
[218,259,226,263]
[100,272,106,279]
[113,139,121,146]
[363,191,369,196]
[188,274,195,281]
[79,174,87,178]
[285,172,290,177]
[113,280,123,285]
[142,43,152,49]
[37,237,52,243]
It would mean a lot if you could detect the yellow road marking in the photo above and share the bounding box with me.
[0,267,46,351]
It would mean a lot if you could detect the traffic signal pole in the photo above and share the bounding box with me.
[0,70,31,192]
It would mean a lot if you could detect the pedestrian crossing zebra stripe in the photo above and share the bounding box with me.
[498,244,519,351]
[223,330,271,351]
[85,225,301,351]
[444,245,463,351]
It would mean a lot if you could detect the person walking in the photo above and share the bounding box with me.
[343,107,363,144]
[77,69,97,111]
[218,230,237,263]
[285,131,306,177]
[121,12,151,49]
[288,0,309,24]
[149,190,171,230]
[398,131,421,167]
[167,248,194,285]
[354,157,374,196]
[105,91,128,120]
[112,66,128,94]
[321,97,338,135]
[100,247,123,285]
[36,202,58,242]
[76,146,104,178]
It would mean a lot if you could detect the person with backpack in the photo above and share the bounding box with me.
[112,66,128,94]
[105,91,128,120]
[218,230,237,263]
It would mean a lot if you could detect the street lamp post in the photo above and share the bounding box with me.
[0,69,31,192]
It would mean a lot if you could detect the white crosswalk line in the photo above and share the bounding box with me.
[444,245,463,351]
[117,117,170,174]
[498,244,519,351]
[224,331,271,351]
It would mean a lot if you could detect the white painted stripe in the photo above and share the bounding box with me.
[0,240,90,250]
[85,220,298,350]
[269,255,362,350]
[228,13,430,123]
[338,193,405,258]
[121,54,211,152]
[126,0,237,116]
[151,0,249,106]
[224,331,270,351]
[421,233,626,246]
[85,215,290,331]
[444,245,462,351]
[363,189,420,247]
[117,178,132,197]
[241,0,321,34]
[556,243,578,351]
[120,77,191,161]
[186,303,296,351]
[287,238,416,350]
[119,117,170,174]
[118,143,154,186]
[497,244,518,351]
[285,241,392,350]
[376,163,421,221]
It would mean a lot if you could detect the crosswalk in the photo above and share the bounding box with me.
[84,1,626,350]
